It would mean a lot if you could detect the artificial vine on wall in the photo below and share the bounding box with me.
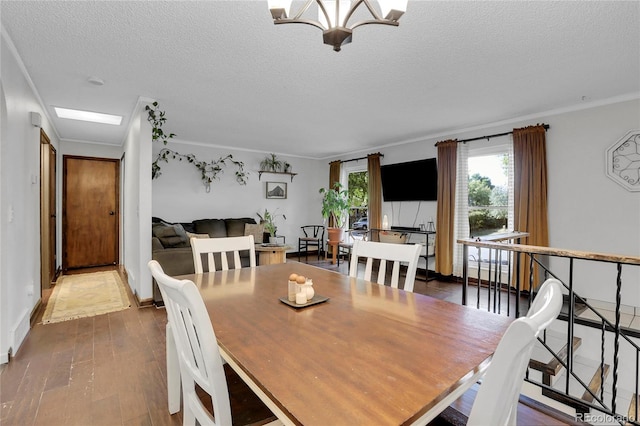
[146,102,248,192]
[146,101,176,145]
[152,149,248,191]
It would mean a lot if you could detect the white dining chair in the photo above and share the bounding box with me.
[191,235,256,273]
[348,239,422,292]
[467,278,563,426]
[148,260,280,426]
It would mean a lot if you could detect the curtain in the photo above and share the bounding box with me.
[328,160,342,227]
[513,125,549,291]
[452,143,469,276]
[367,153,382,232]
[507,141,515,231]
[435,140,458,276]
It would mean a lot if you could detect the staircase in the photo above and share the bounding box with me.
[457,237,640,425]
[528,325,638,425]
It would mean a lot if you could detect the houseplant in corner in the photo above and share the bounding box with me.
[319,182,350,243]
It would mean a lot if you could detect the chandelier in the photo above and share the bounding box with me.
[267,0,408,52]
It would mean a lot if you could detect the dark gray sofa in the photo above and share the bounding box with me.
[151,217,260,305]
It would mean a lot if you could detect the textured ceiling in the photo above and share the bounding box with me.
[2,1,639,159]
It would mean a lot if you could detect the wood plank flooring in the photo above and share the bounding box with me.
[0,267,275,426]
[1,268,176,426]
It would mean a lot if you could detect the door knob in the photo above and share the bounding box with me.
[109,211,115,215]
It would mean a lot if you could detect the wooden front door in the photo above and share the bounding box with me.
[63,156,119,270]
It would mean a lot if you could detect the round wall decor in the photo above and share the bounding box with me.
[606,129,640,192]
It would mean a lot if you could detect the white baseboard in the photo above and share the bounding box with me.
[7,309,30,360]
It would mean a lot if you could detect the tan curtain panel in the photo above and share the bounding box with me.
[367,153,382,232]
[328,160,342,227]
[513,125,549,291]
[435,140,458,276]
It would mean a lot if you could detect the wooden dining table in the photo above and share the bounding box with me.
[167,262,512,425]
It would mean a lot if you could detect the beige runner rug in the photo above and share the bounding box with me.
[42,270,130,324]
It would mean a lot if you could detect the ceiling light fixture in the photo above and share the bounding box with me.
[87,76,105,86]
[267,0,408,52]
[54,107,123,125]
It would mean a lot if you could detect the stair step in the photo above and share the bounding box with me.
[530,336,582,380]
[542,357,612,413]
[627,394,639,426]
[582,364,610,403]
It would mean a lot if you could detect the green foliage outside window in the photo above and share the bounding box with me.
[348,171,368,225]
[468,170,507,236]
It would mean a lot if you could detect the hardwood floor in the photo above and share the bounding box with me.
[0,268,176,426]
[0,267,274,426]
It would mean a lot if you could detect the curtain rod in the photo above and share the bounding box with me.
[434,124,549,146]
[336,153,384,164]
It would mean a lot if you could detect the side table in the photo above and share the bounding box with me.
[255,244,290,265]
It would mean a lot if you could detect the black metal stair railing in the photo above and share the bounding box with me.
[458,237,640,425]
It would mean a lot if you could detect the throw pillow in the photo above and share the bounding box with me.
[244,223,264,244]
[186,232,210,245]
[152,223,190,248]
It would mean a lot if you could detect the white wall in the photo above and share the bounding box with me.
[544,99,640,305]
[152,142,325,246]
[0,31,60,361]
[59,140,122,158]
[123,106,152,302]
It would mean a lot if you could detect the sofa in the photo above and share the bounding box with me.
[151,217,264,305]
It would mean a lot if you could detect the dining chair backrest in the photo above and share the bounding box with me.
[301,225,324,240]
[348,239,422,292]
[148,260,232,426]
[467,278,563,426]
[298,225,325,262]
[191,235,256,273]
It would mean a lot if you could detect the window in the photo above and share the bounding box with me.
[453,143,514,275]
[347,170,368,228]
[468,152,510,237]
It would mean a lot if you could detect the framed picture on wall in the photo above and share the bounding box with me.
[266,182,287,199]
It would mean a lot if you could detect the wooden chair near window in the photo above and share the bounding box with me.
[467,278,563,426]
[348,239,421,292]
[191,235,256,273]
[148,260,280,426]
[298,225,324,262]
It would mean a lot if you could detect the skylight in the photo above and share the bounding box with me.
[54,107,122,125]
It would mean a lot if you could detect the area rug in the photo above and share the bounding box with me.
[42,270,130,324]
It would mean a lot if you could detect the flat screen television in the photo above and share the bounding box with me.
[380,158,438,201]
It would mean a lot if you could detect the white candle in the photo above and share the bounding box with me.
[288,280,297,302]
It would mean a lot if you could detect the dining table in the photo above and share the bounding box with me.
[167,261,512,425]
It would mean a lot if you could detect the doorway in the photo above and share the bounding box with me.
[62,156,120,271]
[40,130,56,289]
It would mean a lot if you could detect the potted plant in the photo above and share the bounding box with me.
[260,153,283,172]
[319,182,350,242]
[257,208,286,244]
